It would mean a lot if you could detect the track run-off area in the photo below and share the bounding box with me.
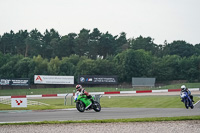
[0,89,200,123]
[1,89,200,133]
[0,107,200,123]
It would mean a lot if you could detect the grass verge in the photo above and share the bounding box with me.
[1,115,200,125]
[1,95,200,110]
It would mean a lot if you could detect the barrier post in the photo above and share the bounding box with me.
[64,93,69,106]
[94,95,101,103]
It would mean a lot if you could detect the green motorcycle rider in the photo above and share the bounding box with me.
[75,84,94,109]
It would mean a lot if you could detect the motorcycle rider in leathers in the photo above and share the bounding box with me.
[180,85,194,102]
[75,84,94,109]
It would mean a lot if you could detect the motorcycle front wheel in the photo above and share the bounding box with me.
[93,101,101,112]
[76,101,85,112]
[184,99,189,109]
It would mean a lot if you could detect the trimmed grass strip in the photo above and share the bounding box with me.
[1,115,200,125]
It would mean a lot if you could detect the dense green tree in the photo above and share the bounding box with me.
[129,36,158,55]
[0,28,200,83]
[50,38,60,57]
[98,32,117,58]
[114,49,152,82]
[0,31,15,55]
[13,30,29,56]
[47,56,61,75]
[151,55,181,81]
[194,44,200,55]
[163,40,195,57]
[0,52,11,67]
[74,28,90,57]
[66,54,85,66]
[59,58,76,76]
[88,28,102,59]
[42,29,60,59]
[115,32,128,54]
[179,56,200,82]
[25,37,43,57]
[33,55,48,75]
[76,59,96,75]
[76,58,116,77]
[57,33,76,58]
[14,57,35,78]
[26,29,44,57]
[94,59,116,75]
[0,55,23,78]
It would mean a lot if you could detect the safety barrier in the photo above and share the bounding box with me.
[0,88,199,99]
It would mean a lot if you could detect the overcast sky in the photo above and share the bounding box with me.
[0,0,200,45]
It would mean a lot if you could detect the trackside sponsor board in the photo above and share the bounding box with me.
[0,78,30,86]
[34,75,74,84]
[11,98,27,108]
[78,75,118,84]
[132,77,156,87]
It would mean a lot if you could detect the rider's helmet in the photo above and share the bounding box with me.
[76,84,82,91]
[181,85,186,92]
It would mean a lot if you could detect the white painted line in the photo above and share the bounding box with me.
[194,100,200,106]
[0,121,40,124]
[58,108,76,111]
[152,89,168,93]
[0,96,11,98]
[57,93,73,97]
[26,95,42,98]
[120,91,136,94]
[188,88,199,91]
[90,92,104,95]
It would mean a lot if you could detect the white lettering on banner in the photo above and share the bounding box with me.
[11,98,27,107]
[94,78,116,83]
[34,75,74,84]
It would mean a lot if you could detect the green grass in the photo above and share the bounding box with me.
[156,83,200,90]
[101,95,200,108]
[1,95,200,110]
[1,115,200,125]
[0,87,76,96]
[0,98,75,110]
[0,87,118,96]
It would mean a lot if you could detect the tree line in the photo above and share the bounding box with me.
[0,28,200,84]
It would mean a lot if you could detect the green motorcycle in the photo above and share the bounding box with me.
[74,94,101,112]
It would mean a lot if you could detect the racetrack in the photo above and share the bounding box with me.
[1,91,200,123]
[1,107,200,123]
[1,108,200,133]
[1,91,200,133]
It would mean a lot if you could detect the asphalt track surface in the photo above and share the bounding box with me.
[0,107,200,123]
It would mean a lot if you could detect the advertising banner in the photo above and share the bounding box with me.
[34,75,74,84]
[11,98,27,108]
[0,79,30,86]
[132,77,156,87]
[78,75,118,84]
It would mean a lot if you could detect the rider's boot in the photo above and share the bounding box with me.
[181,98,184,102]
[91,98,94,104]
[190,96,194,102]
